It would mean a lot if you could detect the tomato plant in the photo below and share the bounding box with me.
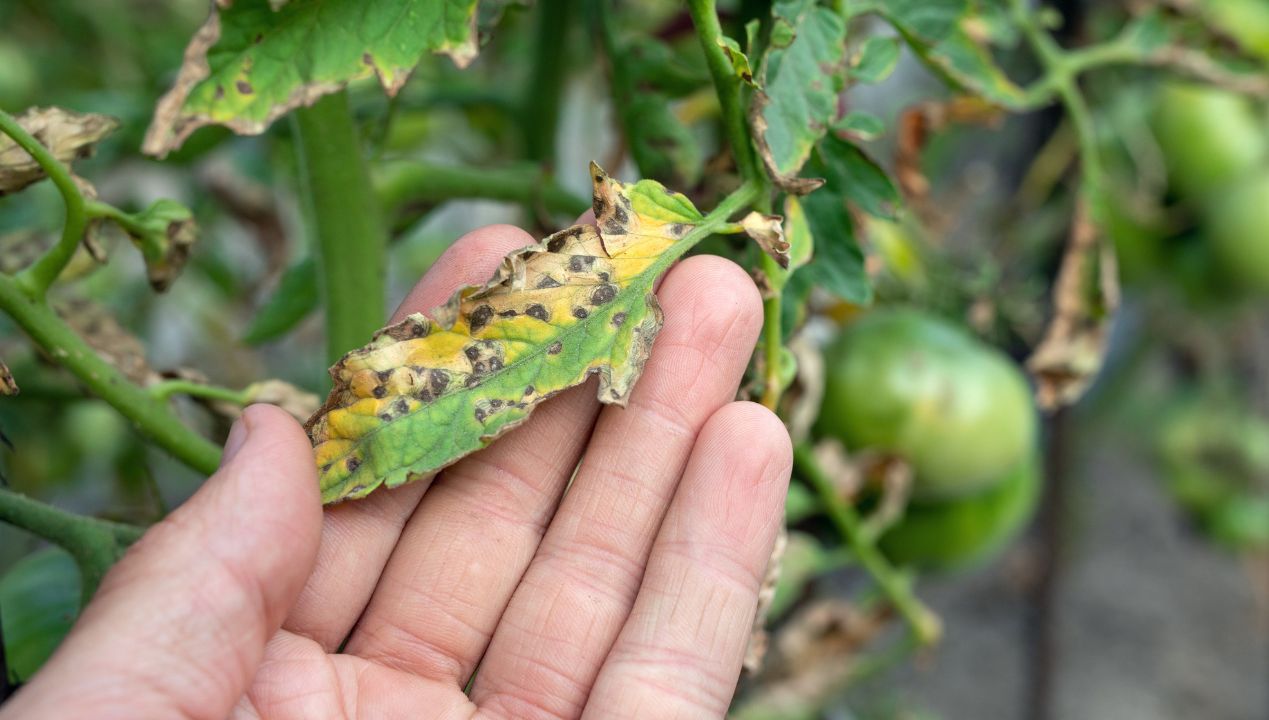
[1,0,1267,715]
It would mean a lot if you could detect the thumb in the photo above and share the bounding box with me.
[1,404,322,720]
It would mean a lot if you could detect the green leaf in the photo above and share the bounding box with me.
[625,37,710,97]
[751,0,848,193]
[872,0,1025,107]
[834,110,886,141]
[309,164,714,504]
[144,0,482,156]
[242,256,320,345]
[850,36,901,84]
[800,188,871,305]
[817,134,899,219]
[0,548,80,682]
[1117,9,1174,54]
[626,95,704,188]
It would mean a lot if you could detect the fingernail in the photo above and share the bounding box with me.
[220,409,253,467]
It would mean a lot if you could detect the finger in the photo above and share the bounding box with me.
[1,405,322,720]
[342,380,600,683]
[583,402,791,719]
[471,256,764,719]
[283,224,538,650]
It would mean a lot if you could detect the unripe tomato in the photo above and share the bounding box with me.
[816,309,1037,498]
[1152,83,1267,203]
[1206,169,1269,294]
[878,455,1041,570]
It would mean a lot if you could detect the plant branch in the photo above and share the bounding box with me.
[294,91,388,365]
[0,487,144,602]
[793,443,943,645]
[375,161,590,219]
[149,379,249,405]
[688,0,785,409]
[0,273,222,474]
[0,109,87,299]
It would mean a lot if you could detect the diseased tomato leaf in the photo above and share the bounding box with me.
[308,163,707,504]
[0,107,118,196]
[144,0,482,156]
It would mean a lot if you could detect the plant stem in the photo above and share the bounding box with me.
[687,0,765,188]
[0,109,87,299]
[375,161,590,219]
[688,0,786,409]
[793,443,943,645]
[0,274,222,474]
[524,0,573,164]
[293,91,388,365]
[0,487,144,602]
[1009,0,1102,192]
[149,379,249,405]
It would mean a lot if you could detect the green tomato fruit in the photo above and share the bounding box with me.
[1152,83,1267,203]
[879,455,1041,570]
[1206,170,1269,294]
[817,309,1037,498]
[1158,399,1269,550]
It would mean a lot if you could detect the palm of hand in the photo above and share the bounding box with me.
[2,225,791,720]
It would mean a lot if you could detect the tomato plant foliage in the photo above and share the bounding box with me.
[1,0,1268,710]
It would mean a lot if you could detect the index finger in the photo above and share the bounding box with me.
[283,223,539,650]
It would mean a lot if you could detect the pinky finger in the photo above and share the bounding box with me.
[581,402,792,719]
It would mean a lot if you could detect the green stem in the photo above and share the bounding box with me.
[793,443,943,645]
[293,91,388,365]
[0,109,87,299]
[149,379,249,405]
[0,274,222,475]
[524,0,574,164]
[1009,0,1102,192]
[688,0,785,408]
[375,161,590,219]
[687,0,766,188]
[0,488,144,602]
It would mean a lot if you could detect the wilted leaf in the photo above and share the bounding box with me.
[308,164,709,503]
[58,299,157,386]
[117,199,198,292]
[0,107,118,196]
[742,211,790,269]
[750,0,847,193]
[245,380,321,421]
[1027,198,1119,410]
[144,0,482,156]
[895,97,1003,213]
[0,360,18,396]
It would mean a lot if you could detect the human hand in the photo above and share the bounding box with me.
[1,223,792,720]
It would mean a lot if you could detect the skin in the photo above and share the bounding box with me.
[0,224,792,720]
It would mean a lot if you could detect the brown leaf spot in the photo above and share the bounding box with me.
[612,312,627,327]
[547,341,563,355]
[372,385,387,399]
[526,304,550,322]
[572,307,589,319]
[590,284,617,306]
[346,456,361,472]
[468,304,494,333]
[537,275,562,289]
[430,370,450,394]
[236,80,254,95]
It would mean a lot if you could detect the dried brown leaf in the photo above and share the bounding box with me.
[58,299,157,386]
[0,108,118,196]
[744,525,788,674]
[0,361,18,396]
[740,211,790,269]
[1026,198,1120,411]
